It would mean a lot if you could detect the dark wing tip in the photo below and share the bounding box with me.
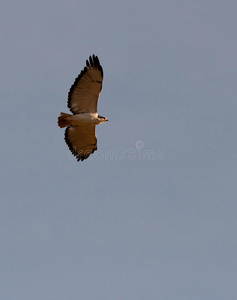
[88,54,103,77]
[76,149,95,162]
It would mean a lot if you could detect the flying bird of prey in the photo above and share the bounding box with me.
[58,55,108,161]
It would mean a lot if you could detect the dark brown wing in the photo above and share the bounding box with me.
[65,125,97,161]
[68,55,103,114]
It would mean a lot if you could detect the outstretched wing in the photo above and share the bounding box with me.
[65,125,97,161]
[68,55,103,114]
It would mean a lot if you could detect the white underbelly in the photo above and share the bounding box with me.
[71,113,99,125]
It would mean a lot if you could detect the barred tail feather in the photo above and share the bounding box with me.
[58,112,72,128]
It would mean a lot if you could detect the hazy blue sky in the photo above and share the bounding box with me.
[1,1,237,299]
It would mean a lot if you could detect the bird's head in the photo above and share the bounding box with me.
[98,115,108,124]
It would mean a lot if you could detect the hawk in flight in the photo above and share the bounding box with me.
[58,55,108,161]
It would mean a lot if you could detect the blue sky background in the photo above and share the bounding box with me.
[1,1,237,299]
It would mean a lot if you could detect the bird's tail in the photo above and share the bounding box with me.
[58,112,72,128]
